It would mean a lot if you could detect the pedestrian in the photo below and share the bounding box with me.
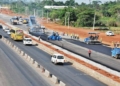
[38,36,41,41]
[88,49,91,57]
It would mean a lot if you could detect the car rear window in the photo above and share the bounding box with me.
[57,56,64,59]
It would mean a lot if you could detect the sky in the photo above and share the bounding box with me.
[54,0,116,4]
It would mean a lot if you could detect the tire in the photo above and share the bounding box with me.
[115,54,119,59]
[86,42,89,44]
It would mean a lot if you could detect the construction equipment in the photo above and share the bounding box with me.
[48,32,62,40]
[10,16,23,25]
[27,15,44,36]
[10,16,19,25]
[84,32,101,44]
[111,42,120,59]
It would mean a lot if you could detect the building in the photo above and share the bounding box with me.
[44,6,68,9]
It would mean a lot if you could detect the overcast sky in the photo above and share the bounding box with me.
[55,0,116,4]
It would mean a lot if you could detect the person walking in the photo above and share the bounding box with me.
[88,49,91,57]
[38,36,41,41]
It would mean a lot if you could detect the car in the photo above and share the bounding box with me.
[106,31,114,36]
[6,30,11,35]
[23,37,32,45]
[2,25,8,31]
[51,54,65,65]
[4,27,10,32]
[10,17,19,25]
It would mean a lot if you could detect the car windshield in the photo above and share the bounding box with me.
[57,56,64,59]
[25,39,32,41]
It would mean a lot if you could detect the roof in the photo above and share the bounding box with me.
[53,53,63,56]
[11,28,22,30]
[44,6,68,9]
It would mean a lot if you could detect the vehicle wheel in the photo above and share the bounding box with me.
[115,55,119,59]
[54,61,57,65]
[86,42,89,44]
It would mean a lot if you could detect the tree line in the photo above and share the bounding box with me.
[5,0,120,28]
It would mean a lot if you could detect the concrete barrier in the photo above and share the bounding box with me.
[40,66,45,73]
[34,61,40,68]
[20,51,25,56]
[30,58,35,64]
[27,56,31,61]
[51,75,58,84]
[13,45,17,49]
[24,53,28,59]
[59,81,66,86]
[44,69,50,77]
[9,42,11,45]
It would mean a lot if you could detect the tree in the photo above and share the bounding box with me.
[65,0,75,6]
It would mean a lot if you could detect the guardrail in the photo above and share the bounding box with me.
[1,22,120,86]
[1,36,66,86]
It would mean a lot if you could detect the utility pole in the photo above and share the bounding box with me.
[34,9,36,16]
[47,11,48,23]
[93,12,96,30]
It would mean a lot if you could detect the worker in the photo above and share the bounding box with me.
[88,49,91,57]
[38,36,41,41]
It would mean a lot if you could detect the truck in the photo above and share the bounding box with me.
[111,47,120,59]
[48,32,62,40]
[84,32,101,44]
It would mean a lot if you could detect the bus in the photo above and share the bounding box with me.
[10,28,24,41]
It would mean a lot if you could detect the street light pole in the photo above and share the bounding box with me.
[93,12,96,30]
[47,11,48,23]
[68,15,69,29]
[34,9,36,16]
[65,12,70,29]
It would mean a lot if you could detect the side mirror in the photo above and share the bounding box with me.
[0,35,2,39]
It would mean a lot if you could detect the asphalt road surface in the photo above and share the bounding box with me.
[0,29,106,86]
[0,40,54,86]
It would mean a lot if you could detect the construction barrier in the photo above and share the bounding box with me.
[44,69,50,77]
[51,75,59,84]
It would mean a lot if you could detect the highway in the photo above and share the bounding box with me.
[0,14,120,72]
[0,39,54,86]
[0,28,106,85]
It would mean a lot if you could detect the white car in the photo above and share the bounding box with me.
[23,38,32,45]
[51,54,65,65]
[6,30,11,35]
[106,31,114,36]
[4,28,10,32]
[2,25,8,31]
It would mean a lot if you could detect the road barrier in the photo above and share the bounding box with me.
[59,81,66,86]
[20,51,25,56]
[30,58,35,64]
[27,56,31,61]
[51,75,59,84]
[44,69,50,77]
[34,61,39,68]
[24,53,28,59]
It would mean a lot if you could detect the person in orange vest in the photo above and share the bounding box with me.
[88,49,91,57]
